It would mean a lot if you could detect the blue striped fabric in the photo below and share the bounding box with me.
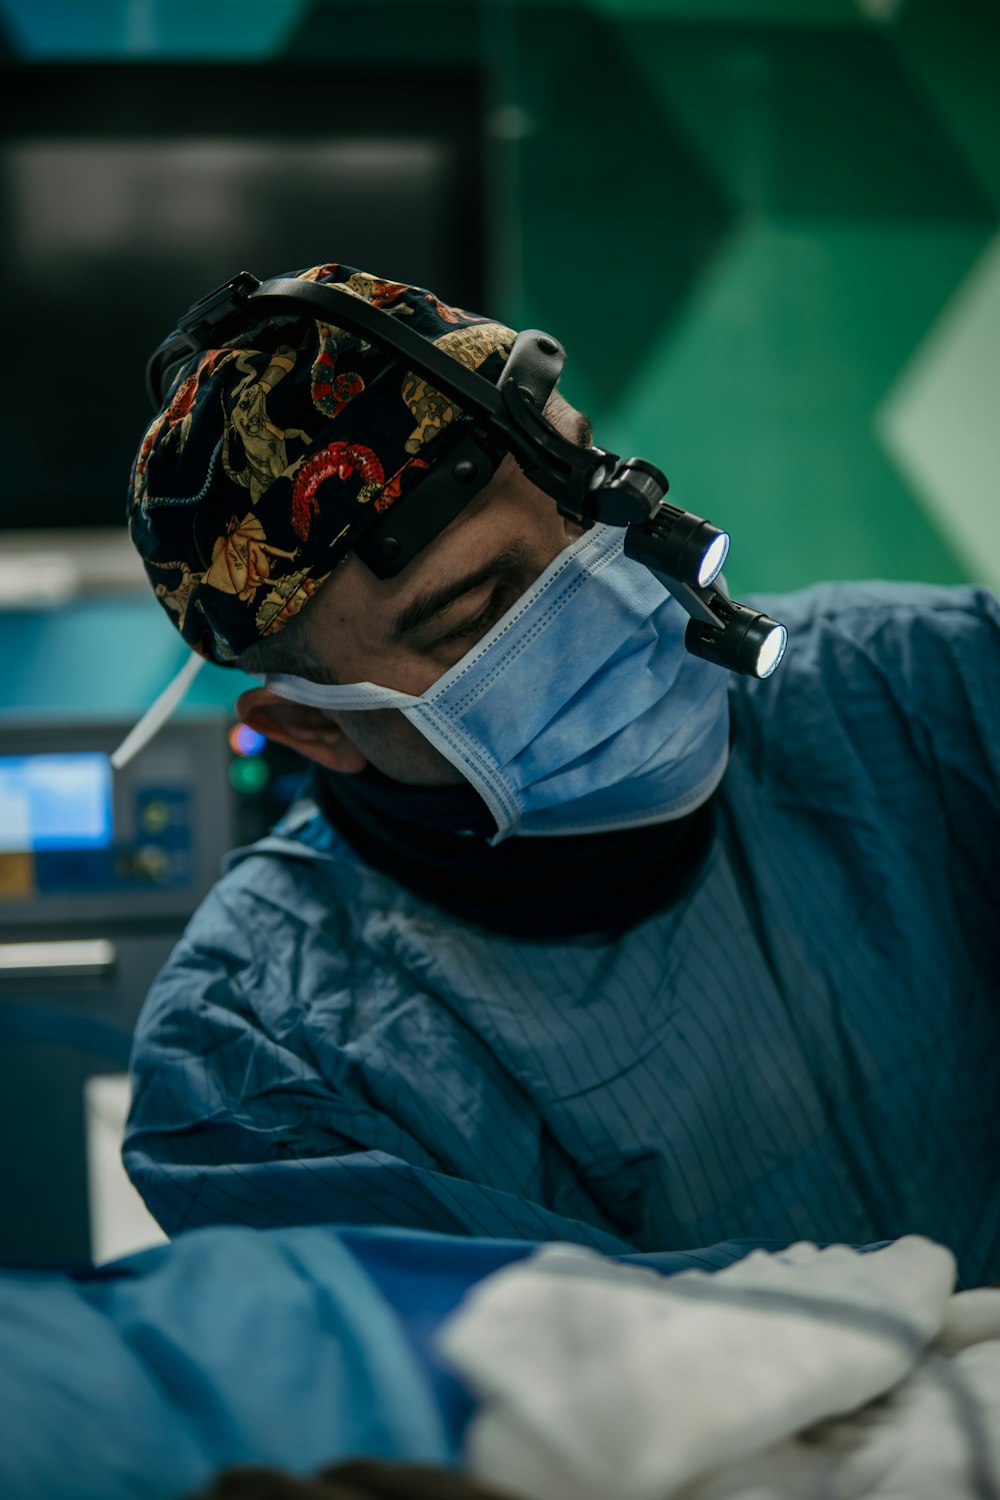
[124,582,1000,1285]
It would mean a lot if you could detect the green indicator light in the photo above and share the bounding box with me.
[228,757,271,795]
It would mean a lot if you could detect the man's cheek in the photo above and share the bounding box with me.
[339,706,467,787]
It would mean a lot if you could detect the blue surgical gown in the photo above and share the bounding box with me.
[124,582,1000,1285]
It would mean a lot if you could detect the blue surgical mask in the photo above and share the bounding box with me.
[265,523,731,844]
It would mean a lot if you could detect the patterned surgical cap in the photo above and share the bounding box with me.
[127,262,516,665]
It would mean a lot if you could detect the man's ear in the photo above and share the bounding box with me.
[234,687,367,774]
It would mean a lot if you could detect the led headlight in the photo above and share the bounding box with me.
[623,503,731,591]
[753,622,788,678]
[696,530,731,588]
[685,601,787,679]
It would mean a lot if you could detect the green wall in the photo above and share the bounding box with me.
[507,1,1000,595]
[2,0,998,600]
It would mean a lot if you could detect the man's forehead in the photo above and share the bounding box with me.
[320,455,528,624]
[332,456,527,597]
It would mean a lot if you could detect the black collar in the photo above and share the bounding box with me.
[315,764,715,940]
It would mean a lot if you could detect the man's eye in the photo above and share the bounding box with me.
[436,594,506,648]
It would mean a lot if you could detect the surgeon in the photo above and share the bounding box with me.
[121,260,1000,1285]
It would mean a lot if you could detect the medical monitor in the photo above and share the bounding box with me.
[0,717,234,933]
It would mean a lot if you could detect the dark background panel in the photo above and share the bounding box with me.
[0,62,485,530]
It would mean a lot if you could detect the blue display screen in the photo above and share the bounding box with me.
[0,752,113,852]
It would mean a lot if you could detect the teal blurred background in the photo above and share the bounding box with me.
[0,0,997,716]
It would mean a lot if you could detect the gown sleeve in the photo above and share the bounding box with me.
[123,888,633,1254]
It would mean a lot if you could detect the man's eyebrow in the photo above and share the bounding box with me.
[387,545,532,644]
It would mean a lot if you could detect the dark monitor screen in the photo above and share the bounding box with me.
[0,63,485,531]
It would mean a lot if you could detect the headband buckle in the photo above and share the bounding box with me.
[176,270,262,350]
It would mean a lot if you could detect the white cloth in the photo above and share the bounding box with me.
[437,1237,1000,1500]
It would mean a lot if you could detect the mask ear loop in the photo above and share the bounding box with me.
[110,653,206,771]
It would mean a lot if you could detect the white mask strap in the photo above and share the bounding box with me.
[263,673,419,712]
[110,653,206,770]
